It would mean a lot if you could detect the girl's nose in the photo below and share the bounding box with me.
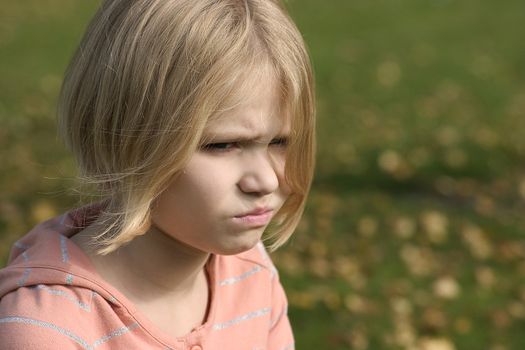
[237,151,280,196]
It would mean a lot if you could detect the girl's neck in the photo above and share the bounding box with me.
[72,225,211,302]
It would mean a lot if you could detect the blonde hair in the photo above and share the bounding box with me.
[58,0,315,254]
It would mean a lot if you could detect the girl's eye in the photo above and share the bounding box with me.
[202,137,289,152]
[270,137,289,147]
[202,142,237,152]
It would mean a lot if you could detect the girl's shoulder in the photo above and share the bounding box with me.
[230,241,279,275]
[209,242,294,348]
[211,241,285,307]
[0,283,139,350]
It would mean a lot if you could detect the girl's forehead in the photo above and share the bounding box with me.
[203,63,294,137]
[204,92,290,139]
[205,112,290,135]
[208,72,284,122]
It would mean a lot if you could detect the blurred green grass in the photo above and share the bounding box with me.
[2,1,525,349]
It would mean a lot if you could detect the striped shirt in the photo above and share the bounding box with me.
[0,210,294,349]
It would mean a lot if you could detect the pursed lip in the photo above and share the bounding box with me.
[232,207,274,227]
[235,207,273,218]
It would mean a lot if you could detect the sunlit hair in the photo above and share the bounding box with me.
[58,0,315,254]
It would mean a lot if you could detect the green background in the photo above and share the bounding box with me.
[2,1,525,349]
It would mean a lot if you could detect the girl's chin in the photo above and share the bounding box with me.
[214,234,262,256]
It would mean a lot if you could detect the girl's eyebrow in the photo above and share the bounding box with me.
[202,127,290,141]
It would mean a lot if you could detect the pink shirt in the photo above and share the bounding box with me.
[0,209,294,349]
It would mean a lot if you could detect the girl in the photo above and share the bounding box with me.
[0,0,315,349]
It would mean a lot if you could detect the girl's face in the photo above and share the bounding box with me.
[151,76,291,255]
